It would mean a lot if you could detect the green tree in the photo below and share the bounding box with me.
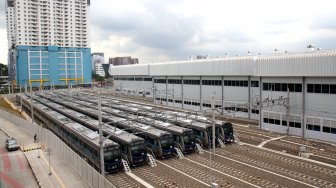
[0,63,8,76]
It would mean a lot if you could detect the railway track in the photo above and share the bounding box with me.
[213,145,336,188]
[235,131,266,145]
[16,92,336,188]
[187,154,284,188]
[132,164,195,188]
[107,173,146,188]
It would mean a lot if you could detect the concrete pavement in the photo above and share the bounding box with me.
[0,116,90,188]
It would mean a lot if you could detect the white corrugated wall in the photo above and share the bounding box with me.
[110,50,336,77]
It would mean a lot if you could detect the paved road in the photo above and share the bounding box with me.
[0,131,38,188]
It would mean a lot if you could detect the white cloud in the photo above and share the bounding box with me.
[1,0,336,64]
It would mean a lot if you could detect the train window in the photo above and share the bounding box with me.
[269,119,275,124]
[322,126,331,133]
[174,135,180,142]
[274,119,280,125]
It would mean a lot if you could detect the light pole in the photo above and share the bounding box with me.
[47,148,52,175]
[19,85,22,112]
[98,92,105,175]
[153,86,157,118]
[211,95,215,155]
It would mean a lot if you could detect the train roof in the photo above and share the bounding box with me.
[22,96,117,148]
[137,116,193,134]
[36,94,144,144]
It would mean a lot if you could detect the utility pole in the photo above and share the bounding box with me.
[30,84,34,124]
[286,88,290,136]
[211,95,215,154]
[153,86,157,118]
[20,86,22,112]
[98,93,105,175]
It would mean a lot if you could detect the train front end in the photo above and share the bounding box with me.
[182,130,196,154]
[129,140,147,166]
[103,144,122,173]
[223,123,234,143]
[159,134,175,158]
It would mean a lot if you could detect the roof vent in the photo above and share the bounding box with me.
[274,49,279,53]
[307,44,315,51]
[248,51,252,55]
[225,53,229,57]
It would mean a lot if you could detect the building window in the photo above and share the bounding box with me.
[168,79,182,84]
[307,84,336,94]
[154,79,166,84]
[323,126,331,133]
[263,82,302,92]
[224,80,248,87]
[307,124,321,132]
[202,103,211,108]
[183,80,200,85]
[202,80,222,86]
[251,109,260,114]
[251,81,259,87]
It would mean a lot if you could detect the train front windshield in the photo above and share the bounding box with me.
[131,141,146,155]
[223,123,233,136]
[104,147,121,162]
[160,135,174,148]
[182,131,196,143]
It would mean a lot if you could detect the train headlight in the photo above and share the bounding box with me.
[141,152,144,155]
[115,159,118,161]
[170,146,172,148]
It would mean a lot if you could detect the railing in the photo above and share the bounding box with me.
[0,109,116,188]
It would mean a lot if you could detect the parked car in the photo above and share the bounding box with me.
[5,138,19,151]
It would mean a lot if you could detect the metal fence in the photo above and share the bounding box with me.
[0,109,116,188]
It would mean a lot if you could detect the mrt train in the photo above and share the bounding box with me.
[17,94,121,173]
[39,92,176,159]
[33,94,148,167]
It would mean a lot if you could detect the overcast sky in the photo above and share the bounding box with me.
[1,0,336,64]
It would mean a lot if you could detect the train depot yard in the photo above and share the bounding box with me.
[2,88,335,188]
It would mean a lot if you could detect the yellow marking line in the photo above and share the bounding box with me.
[40,152,66,188]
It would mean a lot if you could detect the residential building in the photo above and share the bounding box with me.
[109,56,138,66]
[91,53,105,76]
